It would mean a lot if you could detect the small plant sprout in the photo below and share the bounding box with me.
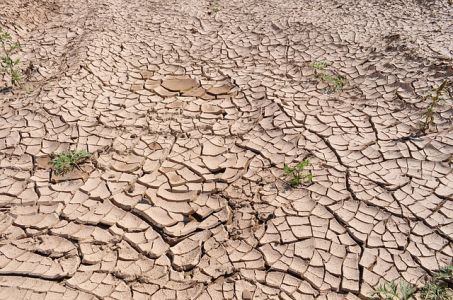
[420,265,453,300]
[52,150,92,175]
[420,80,449,133]
[310,61,328,70]
[435,265,453,282]
[0,29,22,87]
[420,281,450,300]
[209,0,220,14]
[371,280,416,300]
[320,73,345,92]
[283,159,313,187]
[310,60,345,93]
[371,267,453,300]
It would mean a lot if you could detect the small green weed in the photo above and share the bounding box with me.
[310,60,345,93]
[436,266,453,282]
[420,265,453,300]
[420,80,449,133]
[420,281,450,300]
[371,266,453,300]
[283,159,313,187]
[310,61,328,70]
[0,29,22,87]
[320,73,345,92]
[209,0,220,14]
[52,150,92,175]
[372,280,416,300]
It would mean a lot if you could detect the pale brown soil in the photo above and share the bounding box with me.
[0,0,452,299]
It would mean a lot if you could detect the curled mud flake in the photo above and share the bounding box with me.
[162,78,199,92]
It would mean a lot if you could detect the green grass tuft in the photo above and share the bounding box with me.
[372,280,416,300]
[52,150,92,175]
[310,61,329,70]
[320,73,345,92]
[283,159,313,187]
[371,266,453,300]
[310,60,345,93]
[420,80,449,133]
[420,281,450,300]
[0,29,22,87]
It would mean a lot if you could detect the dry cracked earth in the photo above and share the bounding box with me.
[1,0,453,299]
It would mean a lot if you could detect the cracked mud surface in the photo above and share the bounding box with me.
[1,0,452,299]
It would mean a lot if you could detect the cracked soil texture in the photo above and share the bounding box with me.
[0,0,452,299]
